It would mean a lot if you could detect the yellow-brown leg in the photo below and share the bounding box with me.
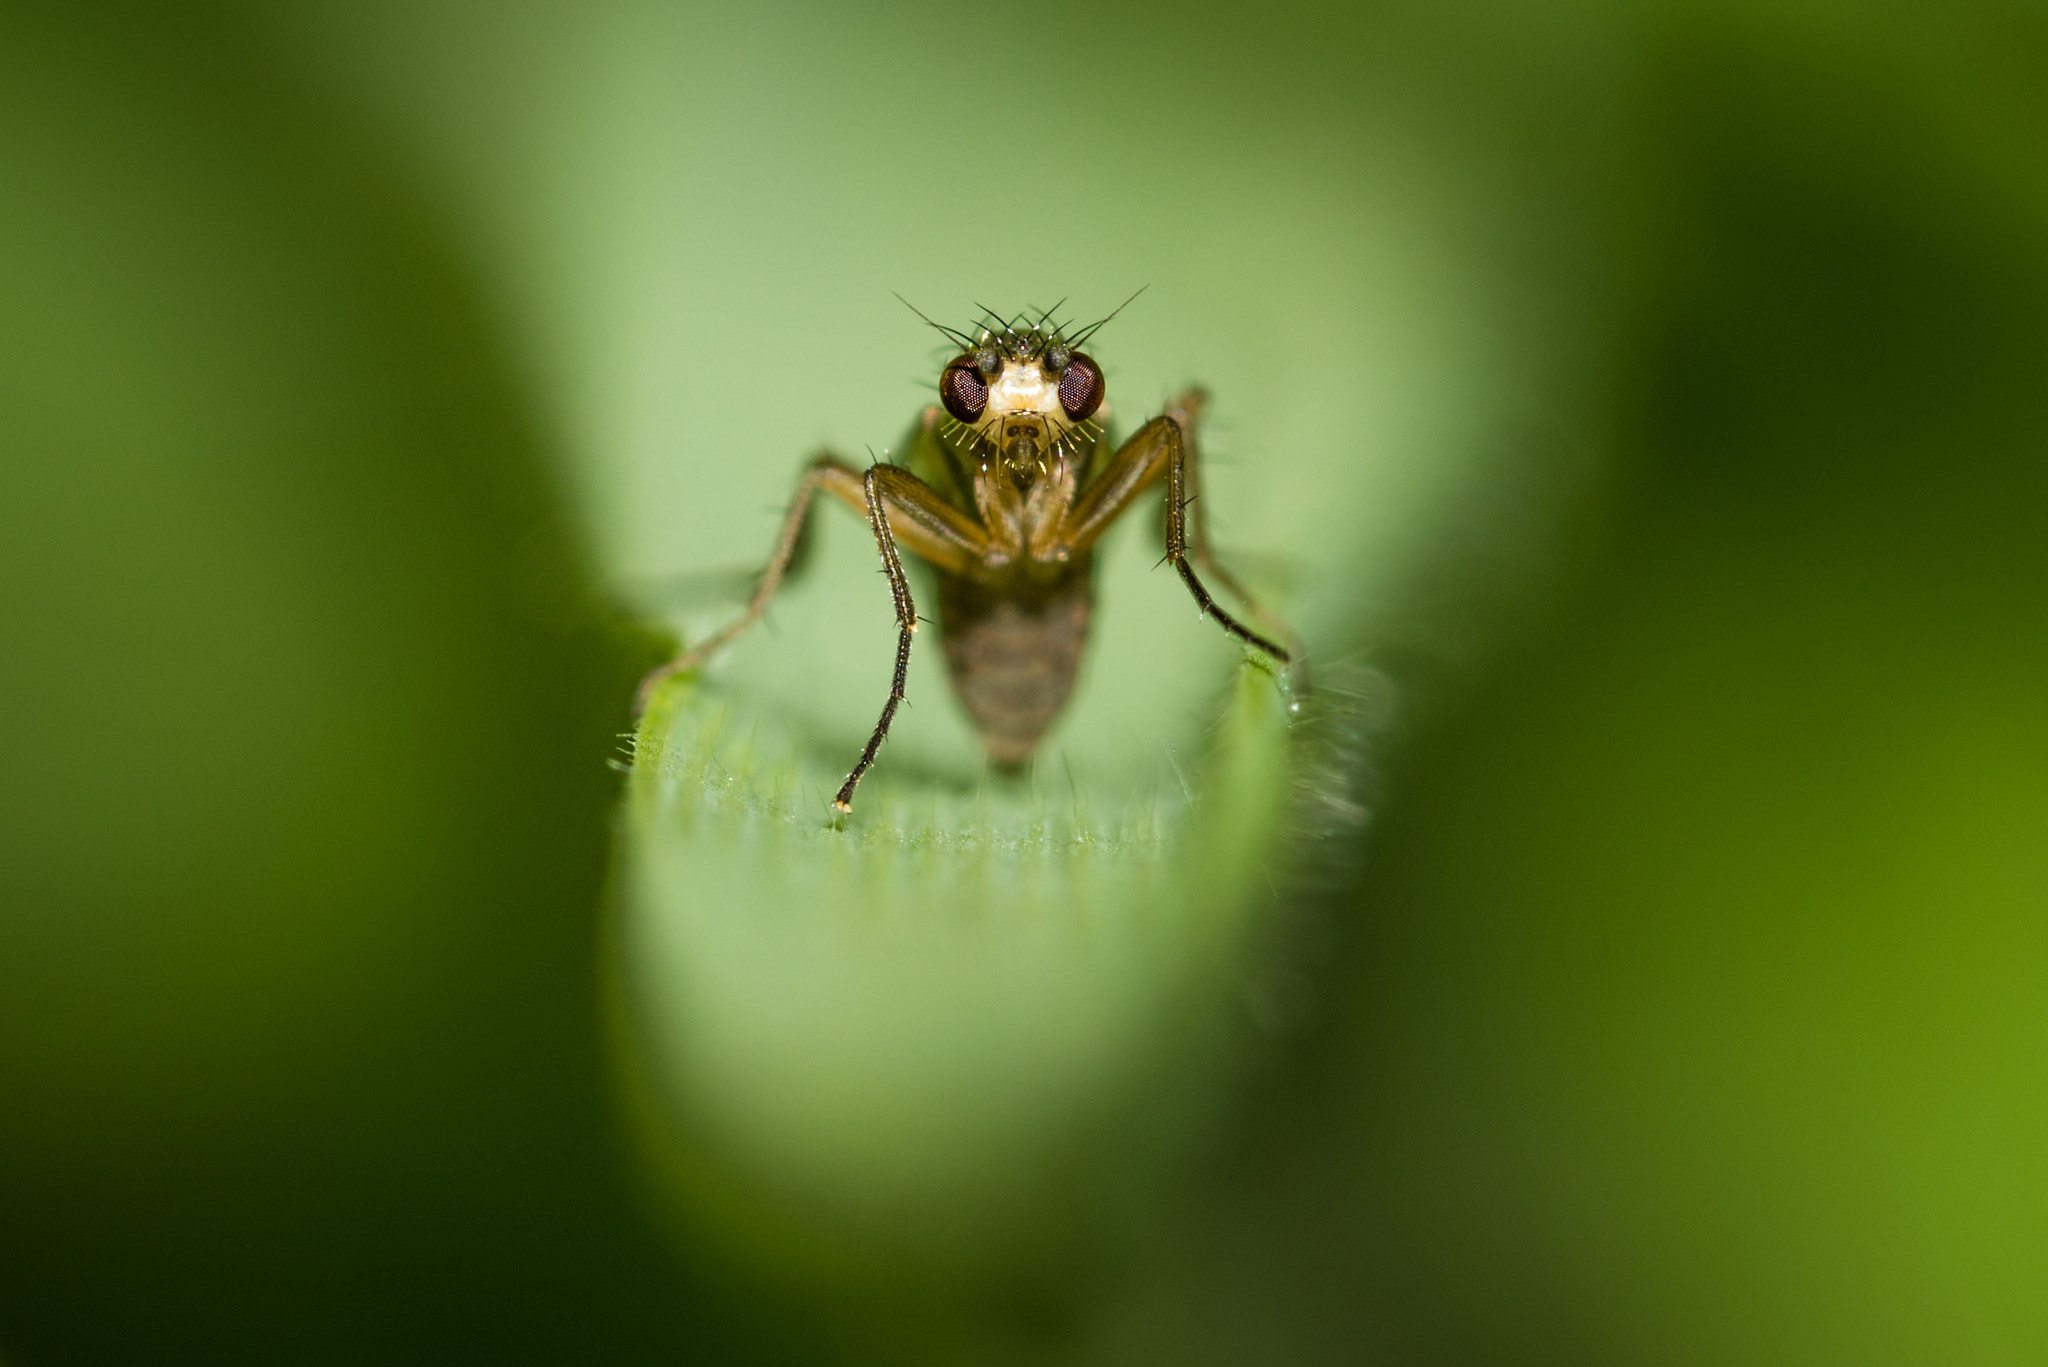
[633,455,859,716]
[636,454,993,812]
[1062,401,1296,666]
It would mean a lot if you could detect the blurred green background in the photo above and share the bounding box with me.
[3,1,2044,1363]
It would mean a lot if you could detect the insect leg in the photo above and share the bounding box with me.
[833,466,930,812]
[633,453,864,716]
[1163,390,1306,669]
[1061,408,1295,666]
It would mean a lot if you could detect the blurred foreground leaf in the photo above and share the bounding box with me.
[1093,7,2048,1364]
[0,7,748,1362]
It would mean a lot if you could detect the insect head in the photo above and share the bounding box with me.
[936,320,1106,477]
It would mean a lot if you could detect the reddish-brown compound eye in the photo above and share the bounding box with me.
[1057,352,1104,421]
[939,358,987,422]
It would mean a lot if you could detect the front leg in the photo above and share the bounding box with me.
[634,455,987,718]
[833,464,987,811]
[1061,399,1296,667]
[1160,391,1306,668]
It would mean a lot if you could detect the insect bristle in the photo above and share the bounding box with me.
[1070,285,1148,350]
[892,291,978,351]
[908,291,1144,385]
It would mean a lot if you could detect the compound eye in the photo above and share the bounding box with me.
[1057,352,1105,421]
[939,355,988,422]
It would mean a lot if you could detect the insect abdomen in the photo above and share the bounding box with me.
[937,565,1093,768]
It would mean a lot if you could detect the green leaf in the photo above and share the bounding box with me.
[612,645,1299,1280]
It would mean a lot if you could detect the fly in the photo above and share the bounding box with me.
[635,297,1300,812]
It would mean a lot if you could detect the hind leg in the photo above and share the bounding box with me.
[633,455,863,716]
